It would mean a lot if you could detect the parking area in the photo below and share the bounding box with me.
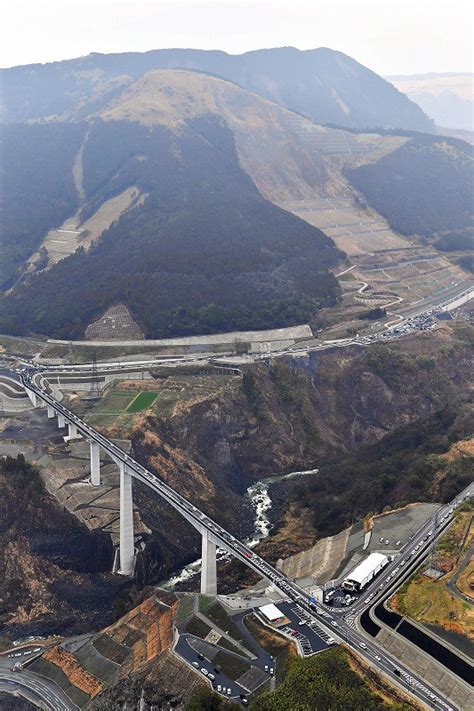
[273,601,332,655]
[175,633,259,706]
[368,504,439,553]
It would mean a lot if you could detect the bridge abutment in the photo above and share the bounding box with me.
[90,441,101,486]
[118,462,135,576]
[200,529,217,596]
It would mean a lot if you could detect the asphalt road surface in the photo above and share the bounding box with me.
[16,367,472,711]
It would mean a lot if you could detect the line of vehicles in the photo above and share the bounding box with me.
[19,369,471,711]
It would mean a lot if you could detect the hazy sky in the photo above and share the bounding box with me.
[1,0,472,74]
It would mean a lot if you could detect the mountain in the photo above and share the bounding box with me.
[0,46,434,132]
[387,73,474,132]
[345,134,474,238]
[0,69,471,339]
[0,71,344,338]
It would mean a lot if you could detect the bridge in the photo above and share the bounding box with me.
[11,368,472,711]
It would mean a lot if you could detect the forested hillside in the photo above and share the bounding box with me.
[346,135,473,238]
[287,397,473,538]
[0,123,87,289]
[0,117,340,338]
[249,649,410,710]
[1,69,471,340]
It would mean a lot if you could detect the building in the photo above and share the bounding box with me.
[342,552,389,592]
[258,603,289,628]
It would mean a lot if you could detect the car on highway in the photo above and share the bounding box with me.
[359,642,367,649]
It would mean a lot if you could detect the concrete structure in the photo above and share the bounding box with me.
[90,441,101,486]
[18,377,474,710]
[66,422,78,440]
[342,552,389,592]
[24,383,217,587]
[200,528,217,596]
[118,461,135,575]
[25,389,39,408]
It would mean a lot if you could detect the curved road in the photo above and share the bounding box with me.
[11,368,471,711]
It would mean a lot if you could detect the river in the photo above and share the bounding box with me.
[161,467,318,589]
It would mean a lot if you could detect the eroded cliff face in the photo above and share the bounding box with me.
[130,326,472,585]
[0,455,127,640]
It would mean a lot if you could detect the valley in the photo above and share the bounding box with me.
[0,33,472,711]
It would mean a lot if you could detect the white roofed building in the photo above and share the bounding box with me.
[258,603,288,627]
[342,552,389,592]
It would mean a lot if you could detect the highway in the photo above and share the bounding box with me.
[0,652,76,711]
[15,368,472,711]
[13,285,473,375]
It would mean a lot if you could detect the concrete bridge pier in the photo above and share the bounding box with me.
[47,405,55,418]
[26,389,39,407]
[68,422,78,439]
[118,461,135,576]
[90,441,101,486]
[200,529,217,596]
[57,413,66,428]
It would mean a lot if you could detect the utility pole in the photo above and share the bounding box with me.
[85,352,101,402]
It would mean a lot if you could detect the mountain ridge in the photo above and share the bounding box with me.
[0,45,433,131]
[1,68,471,340]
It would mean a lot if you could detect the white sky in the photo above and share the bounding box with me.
[1,0,472,74]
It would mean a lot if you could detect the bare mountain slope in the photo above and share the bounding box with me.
[93,68,411,257]
[0,46,433,132]
[1,70,472,338]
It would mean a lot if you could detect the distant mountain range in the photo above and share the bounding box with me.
[0,52,472,340]
[1,46,434,131]
[387,73,474,132]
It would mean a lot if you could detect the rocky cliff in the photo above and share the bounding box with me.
[130,324,473,586]
[0,455,127,640]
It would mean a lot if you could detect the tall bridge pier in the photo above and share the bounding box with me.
[118,461,135,575]
[90,441,101,486]
[200,528,218,596]
[25,385,219,592]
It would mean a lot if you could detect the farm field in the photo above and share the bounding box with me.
[125,391,158,413]
[72,371,239,436]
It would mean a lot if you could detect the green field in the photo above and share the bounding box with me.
[125,391,158,413]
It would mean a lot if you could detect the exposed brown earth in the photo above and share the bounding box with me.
[30,591,183,708]
[42,647,105,698]
[0,456,126,640]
